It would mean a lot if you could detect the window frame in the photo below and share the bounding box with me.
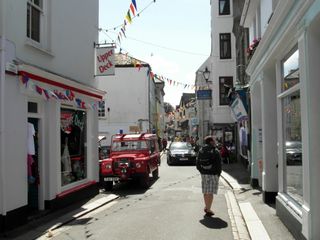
[219,0,231,15]
[60,107,88,187]
[27,0,43,43]
[219,33,232,59]
[278,47,303,205]
[219,76,233,105]
[98,100,106,118]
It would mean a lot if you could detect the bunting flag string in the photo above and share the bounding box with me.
[19,74,98,110]
[100,0,156,45]
[112,50,204,91]
[116,0,138,44]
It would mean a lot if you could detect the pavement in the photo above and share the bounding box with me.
[0,162,295,240]
[222,163,295,240]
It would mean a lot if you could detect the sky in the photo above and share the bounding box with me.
[99,0,211,106]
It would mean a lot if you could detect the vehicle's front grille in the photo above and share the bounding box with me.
[114,158,133,168]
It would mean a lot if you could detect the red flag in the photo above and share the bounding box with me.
[130,3,136,16]
[35,85,43,95]
[150,71,154,79]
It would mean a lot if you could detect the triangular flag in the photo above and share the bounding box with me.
[121,28,126,38]
[126,10,132,24]
[130,3,136,16]
[21,74,29,86]
[132,0,137,11]
[43,89,50,100]
[47,90,58,99]
[35,85,43,95]
[136,62,142,71]
[75,98,82,107]
[149,71,154,79]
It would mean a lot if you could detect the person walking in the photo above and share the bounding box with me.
[196,136,222,216]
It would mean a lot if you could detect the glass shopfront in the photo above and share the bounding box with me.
[60,108,87,186]
[281,48,303,204]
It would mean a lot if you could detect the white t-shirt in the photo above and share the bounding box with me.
[27,122,36,155]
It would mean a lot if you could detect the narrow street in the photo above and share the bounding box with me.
[36,153,235,240]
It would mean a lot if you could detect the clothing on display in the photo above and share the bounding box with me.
[61,138,72,173]
[27,122,35,155]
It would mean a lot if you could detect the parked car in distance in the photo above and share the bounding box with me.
[167,142,197,165]
[285,141,302,165]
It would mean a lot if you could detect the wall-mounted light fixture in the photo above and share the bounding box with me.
[203,67,210,82]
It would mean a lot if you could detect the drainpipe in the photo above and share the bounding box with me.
[0,0,7,219]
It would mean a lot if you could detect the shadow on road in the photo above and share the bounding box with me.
[65,217,93,226]
[100,176,159,197]
[199,216,228,229]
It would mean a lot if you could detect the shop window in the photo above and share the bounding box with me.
[98,100,106,118]
[27,0,43,42]
[60,108,87,186]
[219,0,230,15]
[220,33,231,59]
[282,50,299,91]
[219,77,233,105]
[280,48,303,205]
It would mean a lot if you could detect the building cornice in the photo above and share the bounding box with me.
[246,0,315,79]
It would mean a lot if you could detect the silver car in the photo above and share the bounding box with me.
[167,142,197,165]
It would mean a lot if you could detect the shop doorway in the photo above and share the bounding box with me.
[27,117,40,214]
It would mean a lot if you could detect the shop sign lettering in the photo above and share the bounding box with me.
[95,47,115,76]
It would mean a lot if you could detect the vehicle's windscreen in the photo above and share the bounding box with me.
[170,142,192,150]
[112,141,148,151]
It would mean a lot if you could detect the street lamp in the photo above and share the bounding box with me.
[203,67,210,82]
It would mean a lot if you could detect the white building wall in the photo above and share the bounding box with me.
[210,0,236,125]
[250,80,262,186]
[5,0,98,86]
[98,67,149,145]
[3,75,27,211]
[260,0,272,36]
[243,0,320,238]
[0,0,101,217]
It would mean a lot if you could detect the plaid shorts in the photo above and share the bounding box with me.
[201,174,220,194]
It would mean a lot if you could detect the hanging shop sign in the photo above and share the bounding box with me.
[95,46,115,76]
[196,89,212,100]
[230,97,248,121]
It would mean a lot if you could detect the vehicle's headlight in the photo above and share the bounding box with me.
[170,153,176,157]
[105,163,112,169]
[136,162,142,168]
[191,151,196,156]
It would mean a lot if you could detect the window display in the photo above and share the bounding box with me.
[281,49,303,205]
[60,108,87,186]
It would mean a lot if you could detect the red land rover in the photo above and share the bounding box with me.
[100,133,161,190]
